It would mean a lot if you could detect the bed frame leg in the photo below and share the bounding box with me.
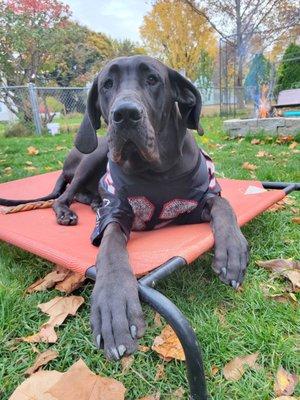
[138,283,208,400]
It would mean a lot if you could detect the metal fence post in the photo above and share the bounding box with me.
[28,83,42,135]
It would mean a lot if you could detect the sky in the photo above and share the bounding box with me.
[64,0,152,42]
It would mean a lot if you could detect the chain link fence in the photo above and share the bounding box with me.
[0,84,89,136]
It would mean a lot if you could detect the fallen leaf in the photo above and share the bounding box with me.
[292,217,300,224]
[27,146,39,155]
[274,397,298,400]
[138,344,150,353]
[24,166,37,171]
[242,162,257,171]
[256,259,300,291]
[48,359,126,400]
[26,266,69,293]
[251,138,261,145]
[55,271,86,294]
[137,394,160,400]
[155,364,165,381]
[121,355,134,373]
[9,370,62,399]
[55,146,66,151]
[276,135,294,144]
[268,293,298,305]
[256,150,272,158]
[45,166,54,171]
[22,296,84,343]
[152,325,185,361]
[25,161,33,166]
[223,352,260,381]
[4,166,12,173]
[25,349,58,376]
[171,387,185,398]
[23,323,58,343]
[274,366,298,396]
[210,365,219,376]
[268,197,295,212]
[154,312,162,327]
[289,141,298,149]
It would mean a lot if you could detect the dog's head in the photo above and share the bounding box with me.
[75,55,203,171]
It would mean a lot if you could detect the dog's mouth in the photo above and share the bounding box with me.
[110,138,158,164]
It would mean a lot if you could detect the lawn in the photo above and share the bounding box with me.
[0,117,299,399]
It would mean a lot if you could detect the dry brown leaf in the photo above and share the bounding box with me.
[154,312,162,327]
[27,146,39,156]
[152,325,185,361]
[274,366,298,397]
[22,296,84,343]
[48,358,126,400]
[223,352,260,381]
[155,364,165,381]
[9,370,62,399]
[274,397,298,400]
[289,141,298,149]
[242,162,257,171]
[256,259,300,291]
[210,365,220,376]
[26,266,70,293]
[268,197,295,212]
[138,344,150,353]
[55,271,86,294]
[120,355,134,373]
[256,150,271,158]
[171,387,185,398]
[25,349,58,376]
[276,135,294,144]
[251,138,261,145]
[292,217,300,224]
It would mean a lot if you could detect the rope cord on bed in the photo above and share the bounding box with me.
[0,199,54,214]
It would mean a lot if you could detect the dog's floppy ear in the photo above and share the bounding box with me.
[168,68,204,135]
[74,78,101,153]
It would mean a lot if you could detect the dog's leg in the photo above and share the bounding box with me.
[202,196,249,288]
[90,222,145,360]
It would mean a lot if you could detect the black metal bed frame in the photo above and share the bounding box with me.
[85,181,299,400]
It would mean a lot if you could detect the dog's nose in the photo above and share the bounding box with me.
[112,102,142,125]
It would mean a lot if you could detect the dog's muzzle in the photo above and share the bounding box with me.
[112,100,143,128]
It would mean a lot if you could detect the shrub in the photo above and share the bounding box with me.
[3,122,33,137]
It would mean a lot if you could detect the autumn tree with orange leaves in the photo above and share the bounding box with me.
[140,0,217,81]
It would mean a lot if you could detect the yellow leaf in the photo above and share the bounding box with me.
[274,366,298,396]
[242,162,257,171]
[27,146,39,155]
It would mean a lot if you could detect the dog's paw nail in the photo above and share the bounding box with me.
[221,267,227,276]
[118,345,126,357]
[231,280,237,288]
[130,325,137,339]
[109,348,120,361]
[96,334,101,349]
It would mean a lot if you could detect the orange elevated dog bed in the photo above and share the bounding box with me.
[0,172,295,400]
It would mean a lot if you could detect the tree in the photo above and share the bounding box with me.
[0,0,71,120]
[183,0,299,104]
[109,38,146,58]
[139,0,217,81]
[276,43,300,92]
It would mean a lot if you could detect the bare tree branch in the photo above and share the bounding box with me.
[182,0,234,44]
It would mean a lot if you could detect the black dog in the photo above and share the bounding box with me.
[1,56,248,361]
[75,56,248,361]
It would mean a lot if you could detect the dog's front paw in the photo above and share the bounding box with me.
[90,269,145,361]
[213,227,248,289]
[53,204,78,225]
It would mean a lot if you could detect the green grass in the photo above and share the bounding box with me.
[0,117,299,399]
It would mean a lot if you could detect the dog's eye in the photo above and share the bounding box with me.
[146,74,158,86]
[103,79,113,89]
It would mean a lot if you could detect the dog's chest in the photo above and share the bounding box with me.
[100,151,218,231]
